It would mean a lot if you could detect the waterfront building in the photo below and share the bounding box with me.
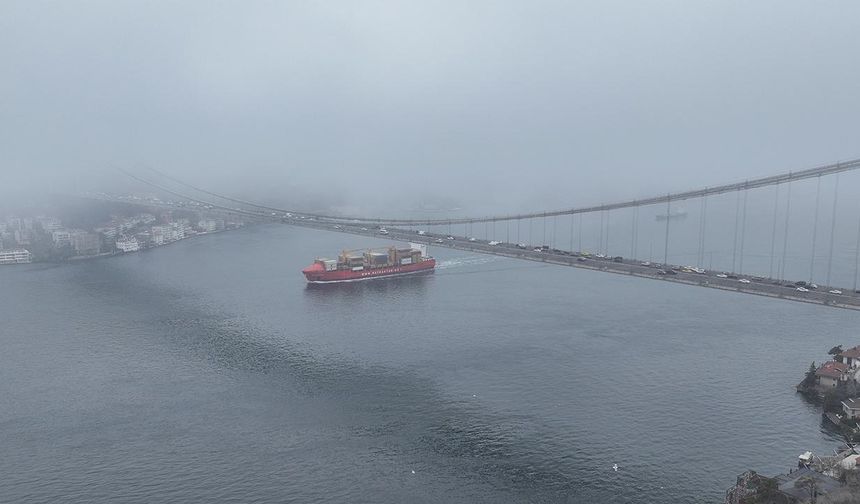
[14,229,32,245]
[52,230,72,247]
[198,219,218,233]
[815,361,850,389]
[0,249,32,265]
[836,346,860,368]
[36,217,62,232]
[71,231,100,255]
[169,222,185,241]
[115,237,140,253]
[842,398,860,420]
[95,225,118,239]
[150,226,166,245]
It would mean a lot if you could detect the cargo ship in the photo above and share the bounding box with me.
[302,243,435,283]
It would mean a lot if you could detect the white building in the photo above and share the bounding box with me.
[169,222,185,241]
[843,398,860,420]
[198,219,218,233]
[71,231,100,255]
[150,226,166,246]
[115,237,140,253]
[0,249,32,264]
[37,217,62,232]
[52,230,72,247]
[95,225,118,239]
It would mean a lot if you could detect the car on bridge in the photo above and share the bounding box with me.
[738,278,751,284]
[488,241,501,246]
[796,287,810,292]
[435,238,443,243]
[446,236,455,240]
[468,237,477,242]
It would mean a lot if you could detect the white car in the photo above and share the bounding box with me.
[378,228,389,235]
[716,273,728,278]
[468,237,477,242]
[809,284,819,290]
[446,236,455,240]
[796,287,809,292]
[829,289,843,295]
[361,227,368,231]
[738,278,751,284]
[435,238,443,243]
[640,261,651,266]
[417,230,426,235]
[488,241,501,246]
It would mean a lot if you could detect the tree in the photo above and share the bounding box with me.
[804,362,818,388]
[795,475,818,503]
[830,345,844,356]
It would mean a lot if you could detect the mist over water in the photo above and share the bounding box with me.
[3,1,860,502]
[2,226,855,503]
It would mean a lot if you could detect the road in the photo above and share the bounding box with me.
[289,218,860,312]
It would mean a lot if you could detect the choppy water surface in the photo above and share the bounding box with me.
[1,225,855,503]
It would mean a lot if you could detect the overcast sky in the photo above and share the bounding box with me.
[2,1,859,214]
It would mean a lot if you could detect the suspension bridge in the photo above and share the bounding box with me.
[88,158,860,310]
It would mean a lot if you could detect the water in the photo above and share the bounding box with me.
[1,224,856,503]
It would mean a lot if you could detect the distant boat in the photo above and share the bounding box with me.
[656,209,687,221]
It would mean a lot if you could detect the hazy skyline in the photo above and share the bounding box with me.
[2,1,859,214]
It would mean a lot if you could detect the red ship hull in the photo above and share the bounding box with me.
[302,258,436,283]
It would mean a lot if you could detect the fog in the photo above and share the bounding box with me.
[2,0,859,216]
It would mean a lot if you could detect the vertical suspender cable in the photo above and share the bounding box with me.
[701,195,708,269]
[780,179,793,281]
[731,189,741,273]
[697,197,704,268]
[578,213,583,252]
[739,188,748,275]
[810,175,822,283]
[603,210,611,255]
[630,207,639,259]
[825,174,839,287]
[633,206,639,260]
[769,183,780,279]
[542,215,547,246]
[663,196,671,265]
[854,213,860,292]
[599,210,604,255]
[570,213,574,252]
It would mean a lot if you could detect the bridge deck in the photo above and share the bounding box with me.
[288,219,860,312]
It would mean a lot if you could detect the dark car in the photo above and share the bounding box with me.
[612,256,623,263]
